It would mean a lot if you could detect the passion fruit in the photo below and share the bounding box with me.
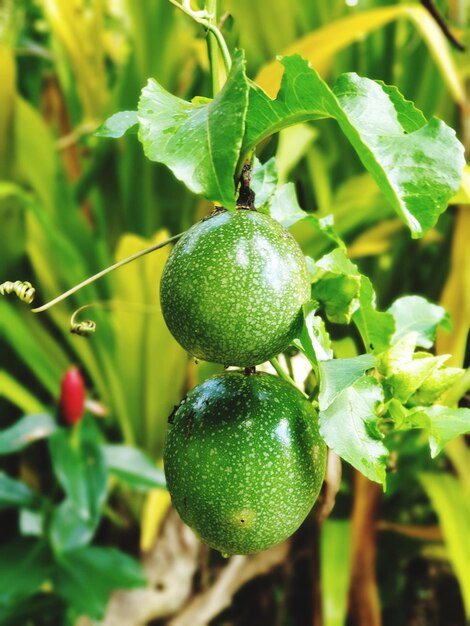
[163,371,326,555]
[160,209,310,367]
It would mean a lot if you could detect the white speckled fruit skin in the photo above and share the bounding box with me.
[164,372,327,555]
[159,209,310,367]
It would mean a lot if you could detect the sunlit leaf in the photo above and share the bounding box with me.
[244,57,465,237]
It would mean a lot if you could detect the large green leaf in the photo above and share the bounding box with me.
[319,376,388,484]
[54,546,146,620]
[243,56,465,237]
[0,414,57,455]
[421,474,470,618]
[102,445,166,490]
[138,50,249,209]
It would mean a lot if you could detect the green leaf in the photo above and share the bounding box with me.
[269,182,344,248]
[386,398,470,457]
[377,332,418,378]
[423,406,470,457]
[296,301,333,365]
[95,111,138,138]
[320,376,388,484]
[319,354,376,411]
[0,473,39,510]
[0,414,57,455]
[102,445,166,490]
[420,474,470,617]
[54,546,146,620]
[251,156,278,208]
[386,353,449,404]
[352,275,395,354]
[50,500,97,553]
[49,418,108,525]
[0,540,52,606]
[388,295,451,349]
[138,50,249,209]
[310,248,361,324]
[243,56,464,237]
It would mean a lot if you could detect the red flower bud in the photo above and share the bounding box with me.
[59,367,86,425]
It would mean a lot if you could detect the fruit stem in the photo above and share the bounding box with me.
[270,357,308,398]
[31,232,184,314]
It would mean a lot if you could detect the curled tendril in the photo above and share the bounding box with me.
[70,306,97,337]
[0,280,36,304]
[69,301,159,338]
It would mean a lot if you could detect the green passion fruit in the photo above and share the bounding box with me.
[164,371,327,555]
[160,209,310,367]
